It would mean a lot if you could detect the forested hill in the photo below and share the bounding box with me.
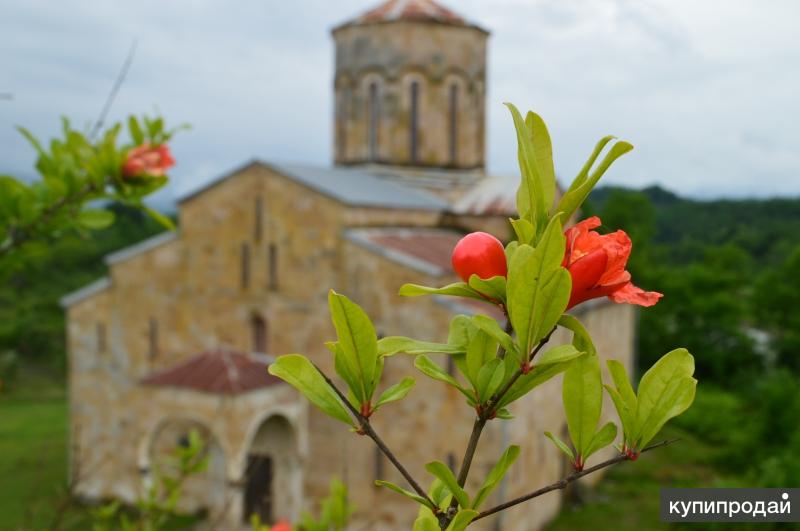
[586,185,800,267]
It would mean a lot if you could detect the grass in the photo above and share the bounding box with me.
[0,366,93,530]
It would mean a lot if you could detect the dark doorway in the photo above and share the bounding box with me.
[244,454,273,524]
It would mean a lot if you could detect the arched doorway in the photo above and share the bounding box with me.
[144,417,227,514]
[243,415,299,524]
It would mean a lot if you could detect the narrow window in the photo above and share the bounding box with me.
[374,446,384,484]
[241,243,251,290]
[337,88,349,161]
[148,317,158,360]
[410,80,419,163]
[97,322,106,354]
[368,82,379,161]
[252,314,267,354]
[254,197,263,242]
[268,244,278,291]
[448,84,459,165]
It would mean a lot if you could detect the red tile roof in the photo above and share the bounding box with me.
[141,350,283,395]
[337,0,486,32]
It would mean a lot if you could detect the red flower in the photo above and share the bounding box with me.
[270,520,292,531]
[122,143,175,178]
[563,216,662,310]
[451,232,507,283]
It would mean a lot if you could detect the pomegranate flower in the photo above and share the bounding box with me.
[270,520,292,531]
[451,231,507,283]
[122,143,175,179]
[563,216,662,310]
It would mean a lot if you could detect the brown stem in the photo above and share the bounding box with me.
[472,439,680,522]
[314,364,438,512]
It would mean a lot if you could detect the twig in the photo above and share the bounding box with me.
[442,324,556,526]
[90,38,137,140]
[314,364,437,512]
[472,439,680,522]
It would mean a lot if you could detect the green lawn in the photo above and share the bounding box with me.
[0,367,94,530]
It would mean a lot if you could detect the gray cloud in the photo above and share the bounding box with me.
[1,0,799,205]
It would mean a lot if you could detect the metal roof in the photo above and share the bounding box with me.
[264,162,449,210]
[104,231,178,266]
[59,277,111,308]
[178,161,448,211]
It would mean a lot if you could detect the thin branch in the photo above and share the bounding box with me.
[472,439,680,522]
[442,325,558,526]
[90,38,137,140]
[314,364,438,512]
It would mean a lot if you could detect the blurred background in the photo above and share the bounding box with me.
[2,0,800,530]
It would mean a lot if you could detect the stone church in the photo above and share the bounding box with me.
[61,1,635,529]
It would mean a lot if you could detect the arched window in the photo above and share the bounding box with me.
[251,314,267,354]
[368,82,380,161]
[409,80,420,163]
[268,244,278,291]
[337,86,349,161]
[448,84,459,165]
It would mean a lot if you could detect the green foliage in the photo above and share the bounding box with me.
[1,115,181,260]
[268,354,353,426]
[471,445,520,509]
[606,349,697,452]
[92,429,208,531]
[296,477,355,531]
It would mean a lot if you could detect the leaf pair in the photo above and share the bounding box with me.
[606,348,697,452]
[398,273,507,309]
[269,291,417,426]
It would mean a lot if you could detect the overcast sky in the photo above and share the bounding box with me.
[2,0,799,205]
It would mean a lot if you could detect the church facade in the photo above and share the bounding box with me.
[61,1,636,530]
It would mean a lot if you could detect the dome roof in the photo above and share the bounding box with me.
[335,0,487,33]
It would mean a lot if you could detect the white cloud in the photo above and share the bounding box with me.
[1,0,798,203]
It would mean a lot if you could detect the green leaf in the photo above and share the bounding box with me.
[555,139,633,220]
[447,315,476,350]
[328,290,380,403]
[268,355,353,426]
[476,358,505,404]
[563,352,603,457]
[607,360,637,414]
[143,206,175,230]
[472,445,520,509]
[507,217,570,357]
[375,378,416,409]
[399,282,485,302]
[497,355,581,408]
[544,431,575,460]
[510,218,534,244]
[471,315,516,359]
[413,514,440,531]
[526,111,556,211]
[468,275,506,303]
[535,344,583,366]
[128,115,144,145]
[425,461,470,509]
[414,355,471,399]
[559,314,597,356]
[378,336,462,357]
[635,348,696,448]
[505,102,546,229]
[77,209,115,229]
[564,135,615,196]
[585,421,618,459]
[446,510,479,531]
[375,480,435,510]
[465,329,498,388]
